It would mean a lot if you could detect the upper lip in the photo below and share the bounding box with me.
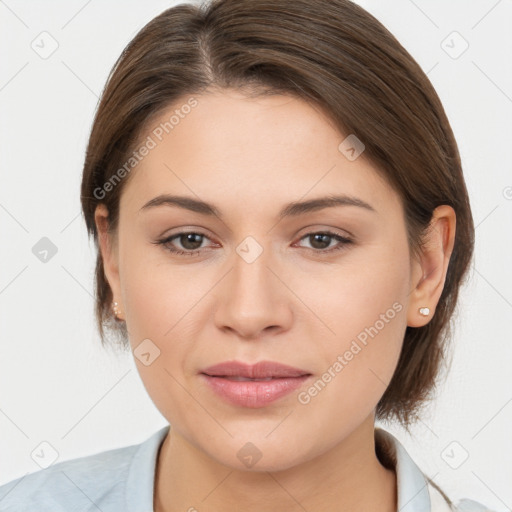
[201,360,311,378]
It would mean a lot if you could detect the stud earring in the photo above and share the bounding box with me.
[418,307,430,316]
[112,301,122,319]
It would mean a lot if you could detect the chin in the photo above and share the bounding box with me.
[204,437,313,473]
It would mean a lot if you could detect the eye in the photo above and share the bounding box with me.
[153,229,353,257]
[295,231,353,254]
[153,231,213,257]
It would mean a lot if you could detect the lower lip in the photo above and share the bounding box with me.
[200,374,311,408]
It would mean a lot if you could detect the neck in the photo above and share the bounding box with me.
[154,414,397,512]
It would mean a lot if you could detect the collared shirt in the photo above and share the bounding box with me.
[0,425,494,511]
[374,428,493,512]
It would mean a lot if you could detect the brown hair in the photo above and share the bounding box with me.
[80,0,474,428]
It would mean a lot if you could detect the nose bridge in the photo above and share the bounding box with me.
[214,233,291,337]
[231,234,276,304]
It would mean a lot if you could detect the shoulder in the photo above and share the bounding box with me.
[0,443,138,511]
[428,481,496,512]
[0,426,169,512]
[454,498,498,511]
[375,427,496,512]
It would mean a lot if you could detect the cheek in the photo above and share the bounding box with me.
[117,242,202,427]
[119,237,204,344]
[295,236,411,398]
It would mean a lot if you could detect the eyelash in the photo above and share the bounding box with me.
[153,230,353,257]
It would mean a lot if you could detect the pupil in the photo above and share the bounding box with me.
[182,233,202,250]
[311,234,330,249]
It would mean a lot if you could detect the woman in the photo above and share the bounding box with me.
[0,0,496,510]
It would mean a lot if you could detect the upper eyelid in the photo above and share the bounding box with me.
[159,222,355,239]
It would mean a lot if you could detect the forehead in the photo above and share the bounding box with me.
[120,89,401,220]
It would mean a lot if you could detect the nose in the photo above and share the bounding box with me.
[213,243,293,340]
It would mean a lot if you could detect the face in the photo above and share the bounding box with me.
[97,88,426,471]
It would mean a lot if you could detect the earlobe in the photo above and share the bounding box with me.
[94,204,123,320]
[406,205,456,328]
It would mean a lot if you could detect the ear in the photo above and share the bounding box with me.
[94,204,124,321]
[407,205,456,327]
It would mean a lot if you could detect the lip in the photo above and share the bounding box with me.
[199,360,312,408]
[201,360,310,379]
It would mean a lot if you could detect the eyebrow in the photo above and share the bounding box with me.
[139,193,376,219]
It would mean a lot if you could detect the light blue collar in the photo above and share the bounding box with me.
[375,427,433,512]
[126,425,434,512]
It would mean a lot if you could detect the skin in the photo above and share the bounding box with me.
[95,88,456,512]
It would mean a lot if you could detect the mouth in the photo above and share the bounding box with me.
[205,376,285,381]
[199,360,312,408]
[200,359,311,379]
